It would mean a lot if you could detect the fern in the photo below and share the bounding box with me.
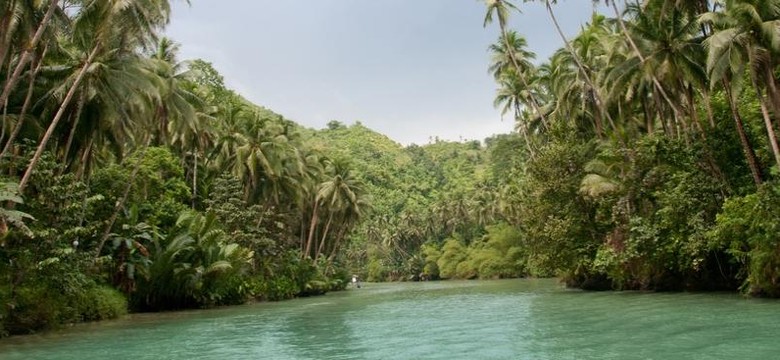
[0,181,35,238]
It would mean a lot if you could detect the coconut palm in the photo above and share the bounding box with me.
[314,159,369,261]
[18,0,173,193]
[536,0,615,130]
[489,31,546,155]
[0,0,60,112]
[483,0,549,126]
[149,37,201,148]
[702,0,780,171]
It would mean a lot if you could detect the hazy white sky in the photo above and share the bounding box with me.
[167,1,607,145]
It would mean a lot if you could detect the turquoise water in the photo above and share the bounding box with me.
[1,279,779,359]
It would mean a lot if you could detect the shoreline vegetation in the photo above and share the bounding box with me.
[2,0,780,338]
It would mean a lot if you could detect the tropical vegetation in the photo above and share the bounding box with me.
[2,0,780,338]
[343,0,780,299]
[0,0,367,337]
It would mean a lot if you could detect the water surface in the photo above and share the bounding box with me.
[1,279,778,359]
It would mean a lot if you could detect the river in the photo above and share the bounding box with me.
[1,279,778,359]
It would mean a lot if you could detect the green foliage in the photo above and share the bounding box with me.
[132,211,252,310]
[420,224,527,280]
[91,147,190,229]
[2,276,126,335]
[6,0,780,339]
[366,257,388,282]
[437,238,468,279]
[421,243,441,279]
[0,181,34,241]
[711,183,780,296]
[0,0,368,338]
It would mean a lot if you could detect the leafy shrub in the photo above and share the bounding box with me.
[2,283,127,336]
[711,183,780,296]
[77,286,128,321]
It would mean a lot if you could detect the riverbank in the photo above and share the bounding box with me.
[0,267,349,338]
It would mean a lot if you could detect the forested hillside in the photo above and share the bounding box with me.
[309,123,494,281]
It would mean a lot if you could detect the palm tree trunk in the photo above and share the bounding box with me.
[191,151,198,209]
[1,66,10,145]
[60,93,87,173]
[652,87,671,136]
[703,88,715,128]
[18,45,99,193]
[0,0,58,112]
[514,103,536,158]
[545,0,614,130]
[751,79,780,172]
[0,45,47,159]
[723,80,762,185]
[299,217,307,252]
[95,138,151,259]
[75,137,93,180]
[327,226,348,262]
[303,199,319,259]
[641,95,653,133]
[746,52,780,172]
[686,86,705,136]
[764,65,780,120]
[315,211,334,262]
[0,11,12,71]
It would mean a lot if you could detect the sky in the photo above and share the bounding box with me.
[166,1,608,145]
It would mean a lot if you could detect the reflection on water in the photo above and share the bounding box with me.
[1,279,779,359]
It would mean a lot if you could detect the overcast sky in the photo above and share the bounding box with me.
[166,1,607,145]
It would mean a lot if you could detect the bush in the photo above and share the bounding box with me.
[437,238,468,279]
[78,286,128,321]
[2,283,127,336]
[711,183,780,297]
[366,258,388,282]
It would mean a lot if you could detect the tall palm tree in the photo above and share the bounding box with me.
[0,44,48,159]
[537,0,615,130]
[493,72,542,155]
[314,159,369,262]
[609,1,690,130]
[0,0,60,112]
[489,31,546,155]
[539,50,600,133]
[702,0,780,171]
[149,37,201,147]
[483,0,549,126]
[18,0,173,193]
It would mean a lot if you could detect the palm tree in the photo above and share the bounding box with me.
[0,0,60,112]
[0,44,48,159]
[314,159,369,262]
[149,37,201,147]
[537,0,615,130]
[489,31,545,155]
[233,117,288,203]
[539,50,598,133]
[18,0,173,193]
[493,71,540,157]
[483,0,549,126]
[702,0,780,171]
[609,1,690,132]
